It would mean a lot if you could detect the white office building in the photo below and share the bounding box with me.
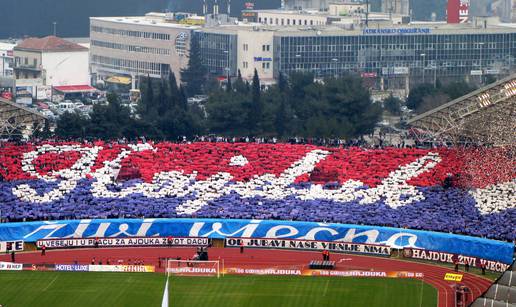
[89,13,201,88]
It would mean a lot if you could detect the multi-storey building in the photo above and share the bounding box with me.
[89,13,201,88]
[196,22,516,91]
[0,42,15,78]
[13,36,90,100]
[90,9,516,92]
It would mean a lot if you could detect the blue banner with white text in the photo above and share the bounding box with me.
[0,218,513,264]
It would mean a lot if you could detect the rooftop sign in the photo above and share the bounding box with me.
[363,28,431,35]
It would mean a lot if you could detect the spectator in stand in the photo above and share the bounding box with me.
[41,245,46,256]
[240,240,244,254]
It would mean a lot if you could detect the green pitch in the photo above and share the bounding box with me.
[0,271,437,307]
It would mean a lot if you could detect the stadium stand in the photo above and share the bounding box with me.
[0,97,47,138]
[0,142,514,241]
[471,260,516,306]
[407,73,516,146]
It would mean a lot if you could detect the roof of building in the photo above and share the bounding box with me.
[14,36,88,52]
[90,14,201,30]
[53,85,96,93]
[200,21,516,37]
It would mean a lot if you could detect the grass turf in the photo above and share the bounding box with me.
[0,271,437,307]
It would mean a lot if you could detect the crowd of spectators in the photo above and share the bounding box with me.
[0,139,513,242]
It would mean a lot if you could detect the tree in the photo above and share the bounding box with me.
[441,81,476,100]
[181,36,208,97]
[275,98,288,137]
[86,92,134,140]
[138,75,157,122]
[179,85,188,111]
[206,90,249,136]
[406,83,438,111]
[226,75,232,93]
[383,94,402,116]
[417,92,449,114]
[168,72,180,109]
[55,111,88,139]
[248,69,263,135]
[234,69,247,93]
[157,79,169,116]
[32,120,52,139]
[278,72,288,93]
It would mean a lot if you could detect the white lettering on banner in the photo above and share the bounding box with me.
[0,262,23,271]
[226,268,303,276]
[265,225,299,238]
[226,238,391,256]
[89,265,155,272]
[363,28,431,35]
[55,264,89,271]
[11,144,445,214]
[22,219,422,250]
[167,267,217,274]
[0,240,24,252]
[36,237,209,249]
[299,225,339,240]
[189,220,262,238]
[380,232,419,249]
[404,248,511,272]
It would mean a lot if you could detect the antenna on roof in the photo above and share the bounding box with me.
[203,0,207,15]
[52,21,57,36]
[227,0,231,16]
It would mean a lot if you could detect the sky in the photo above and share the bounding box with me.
[0,0,450,39]
[0,0,279,39]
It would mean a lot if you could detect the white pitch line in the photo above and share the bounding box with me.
[322,279,330,297]
[42,275,58,292]
[161,275,169,307]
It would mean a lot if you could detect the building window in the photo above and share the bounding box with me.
[243,44,249,51]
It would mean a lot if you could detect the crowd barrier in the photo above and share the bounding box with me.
[0,218,513,264]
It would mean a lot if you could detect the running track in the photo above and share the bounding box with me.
[0,247,494,307]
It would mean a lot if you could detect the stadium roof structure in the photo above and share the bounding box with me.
[0,97,47,138]
[407,74,516,146]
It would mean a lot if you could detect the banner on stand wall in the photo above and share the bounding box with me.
[225,238,391,256]
[0,218,513,264]
[37,237,209,249]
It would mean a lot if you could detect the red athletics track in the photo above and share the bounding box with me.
[0,247,493,307]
